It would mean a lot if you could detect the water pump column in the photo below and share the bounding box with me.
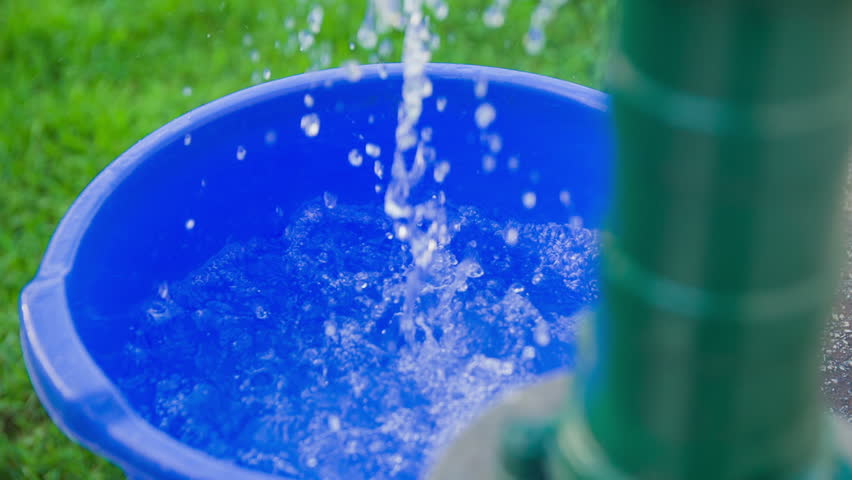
[550,1,852,479]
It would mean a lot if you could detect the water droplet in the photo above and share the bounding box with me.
[475,103,496,128]
[433,161,450,183]
[365,143,381,158]
[304,94,315,108]
[482,155,497,173]
[357,24,378,49]
[250,49,260,63]
[242,34,253,46]
[505,227,519,246]
[182,86,193,97]
[262,68,271,80]
[524,27,545,55]
[265,130,277,145]
[510,283,525,293]
[323,191,338,209]
[559,190,571,206]
[349,42,356,51]
[483,3,507,28]
[284,16,295,30]
[308,6,324,34]
[522,191,537,209]
[343,60,362,81]
[348,149,364,167]
[236,145,247,161]
[378,39,393,58]
[185,218,196,230]
[436,96,448,112]
[298,30,315,51]
[301,113,321,137]
[475,78,488,98]
[373,160,384,179]
[183,134,192,146]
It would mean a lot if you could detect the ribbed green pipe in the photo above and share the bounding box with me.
[549,2,852,479]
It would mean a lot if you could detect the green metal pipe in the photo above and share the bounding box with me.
[548,1,852,479]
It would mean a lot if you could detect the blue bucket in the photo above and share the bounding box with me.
[20,64,611,479]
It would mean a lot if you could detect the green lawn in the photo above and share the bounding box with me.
[0,1,612,477]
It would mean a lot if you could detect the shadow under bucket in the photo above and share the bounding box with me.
[20,64,611,480]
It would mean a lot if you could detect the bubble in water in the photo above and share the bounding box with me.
[255,305,269,319]
[183,134,192,146]
[157,282,169,299]
[436,96,447,112]
[185,218,196,230]
[482,155,497,173]
[474,78,488,98]
[323,191,338,209]
[265,130,278,145]
[368,114,376,124]
[284,16,295,30]
[308,6,324,34]
[522,192,537,209]
[378,63,389,79]
[182,86,193,97]
[250,50,261,63]
[242,33,253,46]
[357,22,378,49]
[328,415,342,432]
[532,272,544,285]
[433,161,451,183]
[475,103,496,128]
[559,190,571,206]
[262,68,271,81]
[301,113,321,137]
[508,156,520,171]
[365,143,382,158]
[505,227,519,246]
[306,457,318,468]
[304,94,315,108]
[396,224,410,240]
[534,321,551,346]
[373,160,384,179]
[348,149,364,167]
[236,145,247,161]
[486,134,502,153]
[522,346,536,359]
[343,60,363,82]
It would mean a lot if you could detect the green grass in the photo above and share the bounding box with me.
[0,0,612,477]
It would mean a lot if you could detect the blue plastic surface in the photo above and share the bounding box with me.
[19,64,611,479]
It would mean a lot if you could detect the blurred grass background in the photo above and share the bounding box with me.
[0,0,613,477]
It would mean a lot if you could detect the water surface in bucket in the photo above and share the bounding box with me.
[115,197,599,479]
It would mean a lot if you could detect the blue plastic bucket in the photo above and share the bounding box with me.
[20,64,610,479]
